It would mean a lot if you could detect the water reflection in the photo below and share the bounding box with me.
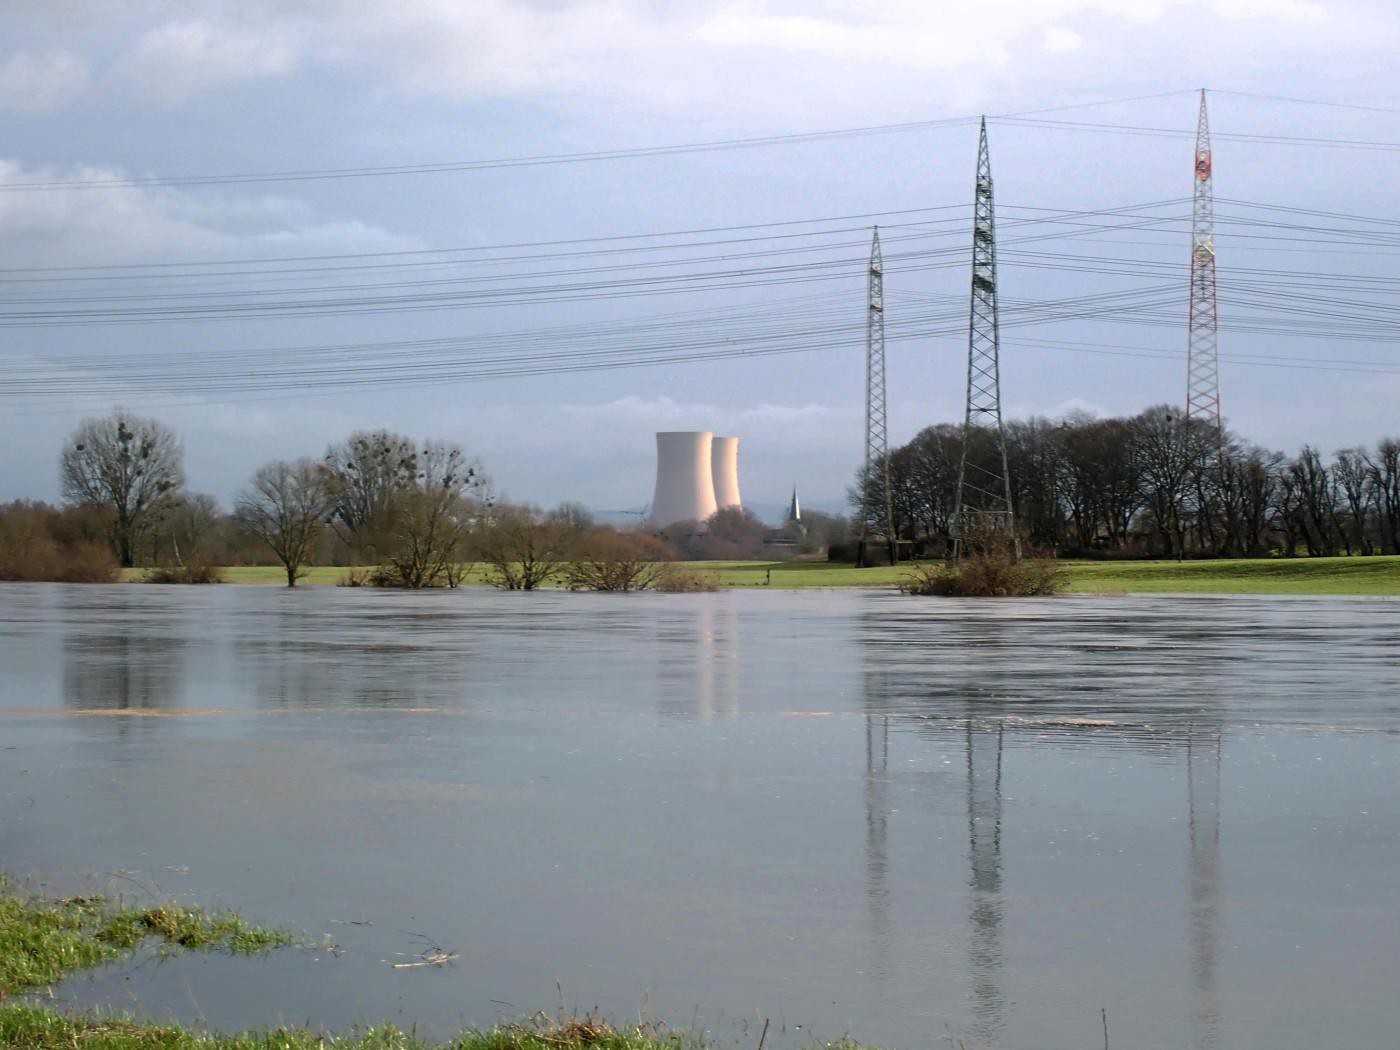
[965,718,1006,1047]
[859,600,1239,1048]
[1187,725,1222,1050]
[62,623,186,711]
[863,710,891,981]
[658,602,740,720]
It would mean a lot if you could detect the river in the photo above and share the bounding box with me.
[2,583,1398,1048]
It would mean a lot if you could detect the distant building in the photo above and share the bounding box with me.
[785,486,801,524]
[649,431,742,527]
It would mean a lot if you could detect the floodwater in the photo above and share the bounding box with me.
[2,583,1399,1050]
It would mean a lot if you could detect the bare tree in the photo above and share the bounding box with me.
[547,501,596,534]
[1334,448,1376,556]
[323,429,418,557]
[60,410,184,567]
[138,491,229,573]
[1131,406,1214,560]
[1365,439,1400,554]
[477,505,571,590]
[375,441,486,588]
[236,459,336,587]
[564,528,674,591]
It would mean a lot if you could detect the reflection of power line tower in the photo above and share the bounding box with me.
[864,713,891,978]
[859,226,896,567]
[952,119,1017,559]
[966,718,1006,1046]
[1187,725,1223,1049]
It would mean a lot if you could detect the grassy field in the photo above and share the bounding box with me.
[117,556,1400,595]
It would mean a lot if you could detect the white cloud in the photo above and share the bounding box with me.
[1041,25,1084,53]
[117,17,301,101]
[0,158,421,268]
[0,50,89,113]
[86,0,1370,120]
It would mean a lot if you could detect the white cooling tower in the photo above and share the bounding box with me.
[650,431,719,527]
[711,436,742,510]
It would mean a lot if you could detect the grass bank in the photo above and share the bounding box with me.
[0,1007,723,1050]
[114,555,1400,595]
[0,882,841,1050]
[0,881,292,997]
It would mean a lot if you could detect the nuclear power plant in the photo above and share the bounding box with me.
[649,431,741,527]
[711,436,741,510]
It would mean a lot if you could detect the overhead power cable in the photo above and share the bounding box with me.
[0,90,1204,194]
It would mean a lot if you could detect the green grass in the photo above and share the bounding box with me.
[117,556,1400,595]
[0,879,292,997]
[0,879,874,1050]
[0,1007,747,1050]
[1058,554,1400,595]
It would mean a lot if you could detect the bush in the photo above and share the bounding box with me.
[143,562,225,584]
[564,530,674,592]
[653,565,721,593]
[0,503,119,583]
[900,553,1064,597]
[57,541,121,583]
[477,507,571,590]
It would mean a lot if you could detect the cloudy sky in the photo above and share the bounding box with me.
[2,1,1398,515]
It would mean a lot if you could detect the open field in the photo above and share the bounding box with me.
[114,555,1400,595]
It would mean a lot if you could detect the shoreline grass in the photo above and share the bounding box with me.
[0,880,292,997]
[0,1007,729,1050]
[107,555,1400,595]
[0,881,871,1050]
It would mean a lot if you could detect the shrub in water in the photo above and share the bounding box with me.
[653,565,721,593]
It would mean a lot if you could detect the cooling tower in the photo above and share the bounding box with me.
[650,431,719,527]
[711,436,742,510]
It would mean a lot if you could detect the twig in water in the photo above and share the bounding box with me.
[757,1017,770,1050]
[389,950,458,969]
[1102,1007,1109,1049]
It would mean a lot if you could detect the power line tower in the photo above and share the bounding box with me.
[858,226,896,566]
[952,118,1017,559]
[1186,89,1221,425]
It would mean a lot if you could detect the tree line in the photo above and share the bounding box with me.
[854,404,1400,558]
[0,409,843,587]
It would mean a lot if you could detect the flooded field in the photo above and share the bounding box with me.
[2,583,1398,1049]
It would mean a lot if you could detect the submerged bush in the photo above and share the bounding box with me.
[143,562,225,584]
[901,553,1064,597]
[653,565,720,593]
[564,530,675,592]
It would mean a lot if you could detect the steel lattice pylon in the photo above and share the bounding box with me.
[859,226,896,566]
[952,118,1017,559]
[1186,90,1221,424]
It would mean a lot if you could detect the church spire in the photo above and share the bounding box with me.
[786,485,801,523]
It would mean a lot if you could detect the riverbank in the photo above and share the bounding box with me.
[114,555,1400,595]
[0,1007,705,1050]
[0,882,737,1050]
